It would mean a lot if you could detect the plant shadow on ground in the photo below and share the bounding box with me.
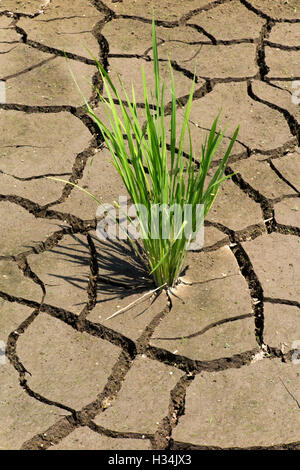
[33,229,159,305]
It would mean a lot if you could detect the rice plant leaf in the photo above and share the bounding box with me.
[62,17,239,289]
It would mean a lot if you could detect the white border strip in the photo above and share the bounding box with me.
[0,340,6,365]
[0,81,6,104]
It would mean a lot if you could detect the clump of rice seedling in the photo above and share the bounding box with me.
[51,16,239,290]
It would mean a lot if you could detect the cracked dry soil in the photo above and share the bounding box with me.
[0,0,300,451]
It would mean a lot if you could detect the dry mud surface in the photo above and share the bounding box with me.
[0,0,300,451]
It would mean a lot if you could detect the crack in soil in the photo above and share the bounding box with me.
[247,80,300,145]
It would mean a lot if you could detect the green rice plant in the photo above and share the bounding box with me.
[51,16,239,289]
